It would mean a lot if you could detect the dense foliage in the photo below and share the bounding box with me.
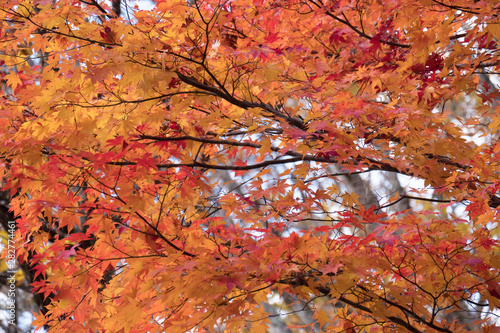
[1,0,500,332]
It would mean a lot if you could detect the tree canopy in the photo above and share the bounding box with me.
[1,0,500,332]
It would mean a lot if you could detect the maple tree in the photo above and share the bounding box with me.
[1,0,500,331]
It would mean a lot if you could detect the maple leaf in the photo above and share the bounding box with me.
[59,243,79,259]
[265,32,280,43]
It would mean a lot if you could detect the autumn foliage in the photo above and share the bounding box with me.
[1,0,500,332]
